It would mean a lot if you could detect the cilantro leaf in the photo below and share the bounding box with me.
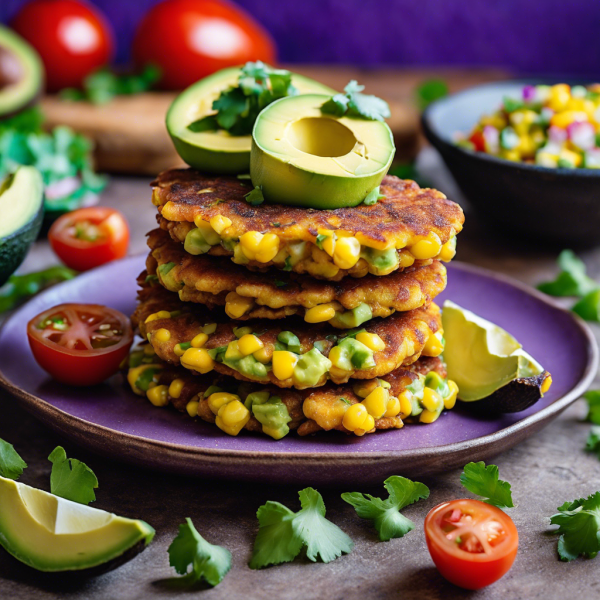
[249,488,352,569]
[168,518,231,587]
[460,462,514,509]
[572,289,600,322]
[0,438,27,480]
[363,186,385,206]
[321,80,390,121]
[550,492,600,561]
[244,186,264,206]
[537,250,597,298]
[586,426,600,459]
[48,446,98,505]
[585,391,600,424]
[415,79,449,110]
[342,476,429,541]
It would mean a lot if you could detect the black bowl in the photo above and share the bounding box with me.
[422,81,600,246]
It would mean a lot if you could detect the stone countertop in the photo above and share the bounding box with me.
[1,150,599,600]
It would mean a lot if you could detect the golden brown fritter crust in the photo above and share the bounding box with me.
[133,278,442,389]
[152,169,464,248]
[146,228,447,322]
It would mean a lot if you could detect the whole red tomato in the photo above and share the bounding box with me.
[12,0,114,92]
[133,0,276,90]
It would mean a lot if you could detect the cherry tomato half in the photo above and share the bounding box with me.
[12,0,114,92]
[469,130,486,153]
[133,0,276,90]
[424,499,518,590]
[27,303,133,386]
[49,207,129,272]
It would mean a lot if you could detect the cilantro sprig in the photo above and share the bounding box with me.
[321,80,390,121]
[249,487,353,569]
[48,446,98,505]
[168,518,231,587]
[244,186,265,206]
[460,462,514,509]
[188,62,298,137]
[550,492,600,561]
[0,438,27,480]
[342,476,429,541]
[585,391,600,424]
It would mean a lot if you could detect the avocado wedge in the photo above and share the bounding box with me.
[0,166,44,286]
[442,300,552,412]
[251,94,395,208]
[0,475,154,572]
[167,67,335,174]
[0,25,43,118]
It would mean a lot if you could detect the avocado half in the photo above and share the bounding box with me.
[251,94,395,208]
[0,475,155,573]
[442,300,552,413]
[0,166,44,286]
[166,67,336,174]
[0,25,43,117]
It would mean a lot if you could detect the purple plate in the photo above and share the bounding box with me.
[0,256,596,485]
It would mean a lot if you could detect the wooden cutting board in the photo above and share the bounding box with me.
[40,66,508,175]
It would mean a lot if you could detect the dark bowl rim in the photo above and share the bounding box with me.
[421,79,600,179]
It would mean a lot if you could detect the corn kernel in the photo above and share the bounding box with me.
[422,387,443,412]
[215,400,250,435]
[419,408,441,424]
[168,378,185,399]
[355,332,385,352]
[238,334,264,356]
[362,386,388,419]
[203,323,217,334]
[210,214,232,235]
[317,229,336,256]
[240,231,264,260]
[193,217,220,245]
[186,400,199,417]
[550,110,587,129]
[173,344,186,357]
[191,332,208,348]
[397,390,413,419]
[397,251,415,268]
[444,380,459,409]
[207,392,240,415]
[145,310,171,323]
[147,385,169,407]
[409,232,442,260]
[423,331,444,357]
[548,84,571,112]
[253,346,272,364]
[342,403,369,432]
[439,237,456,262]
[143,344,155,356]
[127,364,161,395]
[333,237,361,269]
[181,348,214,374]
[305,303,337,323]
[540,374,552,395]
[354,379,379,398]
[384,396,401,418]
[225,292,254,318]
[255,233,280,263]
[357,414,375,436]
[272,350,298,380]
[153,328,171,343]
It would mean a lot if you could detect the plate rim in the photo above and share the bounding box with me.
[0,257,597,466]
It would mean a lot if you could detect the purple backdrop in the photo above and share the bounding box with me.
[1,0,599,75]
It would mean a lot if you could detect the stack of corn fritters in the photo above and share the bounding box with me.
[126,169,464,440]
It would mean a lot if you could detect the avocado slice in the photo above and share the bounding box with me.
[0,26,43,118]
[0,166,44,286]
[251,94,395,208]
[167,67,335,174]
[442,300,550,410]
[0,475,154,572]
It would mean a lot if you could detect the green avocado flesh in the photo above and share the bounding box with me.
[0,476,155,572]
[167,67,336,174]
[251,94,395,208]
[0,166,44,286]
[0,26,43,117]
[442,300,544,402]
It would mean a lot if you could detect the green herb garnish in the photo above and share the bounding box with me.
[0,438,27,480]
[321,80,390,121]
[283,257,293,271]
[167,518,231,587]
[48,446,98,505]
[244,186,264,206]
[362,186,385,206]
[460,462,514,509]
[249,487,353,569]
[585,391,600,424]
[585,427,600,459]
[538,250,597,297]
[550,492,600,561]
[415,79,449,110]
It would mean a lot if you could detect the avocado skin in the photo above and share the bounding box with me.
[466,371,549,414]
[0,202,43,286]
